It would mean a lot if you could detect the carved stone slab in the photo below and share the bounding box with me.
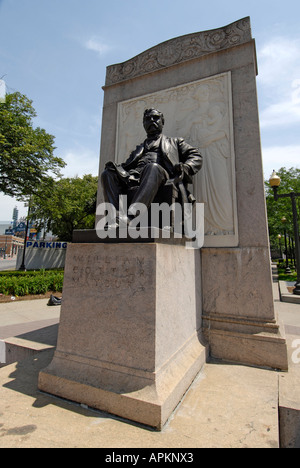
[105,17,252,86]
[115,72,238,246]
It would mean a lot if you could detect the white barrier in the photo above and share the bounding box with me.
[16,241,67,270]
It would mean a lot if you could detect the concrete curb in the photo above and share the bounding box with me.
[279,281,300,304]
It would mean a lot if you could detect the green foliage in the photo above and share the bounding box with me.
[265,167,300,249]
[0,92,65,198]
[0,269,64,296]
[29,174,98,241]
[277,266,297,282]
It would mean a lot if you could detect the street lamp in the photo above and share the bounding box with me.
[19,196,31,271]
[269,170,300,295]
[281,216,291,274]
[277,234,282,260]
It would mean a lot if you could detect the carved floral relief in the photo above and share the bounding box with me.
[106,18,251,86]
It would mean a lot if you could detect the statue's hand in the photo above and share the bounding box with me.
[174,163,184,175]
[105,161,116,169]
[166,163,185,186]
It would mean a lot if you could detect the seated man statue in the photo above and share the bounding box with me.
[101,107,202,228]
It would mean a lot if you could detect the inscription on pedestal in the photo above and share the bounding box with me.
[70,254,147,295]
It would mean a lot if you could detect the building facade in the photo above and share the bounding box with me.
[0,235,24,257]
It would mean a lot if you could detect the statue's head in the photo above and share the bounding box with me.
[143,108,164,136]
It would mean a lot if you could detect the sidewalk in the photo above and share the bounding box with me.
[0,281,299,448]
[0,257,17,271]
[0,299,60,367]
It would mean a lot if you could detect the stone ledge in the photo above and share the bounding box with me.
[72,228,187,245]
[0,336,54,367]
[279,281,300,304]
[204,324,288,371]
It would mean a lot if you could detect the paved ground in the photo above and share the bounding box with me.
[0,279,299,448]
[0,258,17,271]
[0,298,60,342]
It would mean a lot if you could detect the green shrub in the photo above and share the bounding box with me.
[0,269,64,296]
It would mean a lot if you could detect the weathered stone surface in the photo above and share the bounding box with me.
[39,242,207,429]
[95,17,287,370]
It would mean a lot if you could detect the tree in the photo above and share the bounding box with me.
[0,92,65,198]
[265,167,300,249]
[29,175,98,242]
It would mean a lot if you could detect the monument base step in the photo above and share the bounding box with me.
[204,331,288,371]
[39,335,208,430]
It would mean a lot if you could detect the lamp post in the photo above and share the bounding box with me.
[281,216,291,274]
[289,235,295,269]
[19,196,31,271]
[277,234,282,260]
[292,237,296,269]
[269,170,300,295]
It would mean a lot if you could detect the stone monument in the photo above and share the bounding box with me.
[96,16,287,370]
[39,17,288,430]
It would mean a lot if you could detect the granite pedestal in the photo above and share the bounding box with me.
[39,239,207,429]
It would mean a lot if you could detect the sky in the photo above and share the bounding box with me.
[0,0,300,221]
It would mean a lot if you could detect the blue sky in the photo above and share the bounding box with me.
[0,0,300,221]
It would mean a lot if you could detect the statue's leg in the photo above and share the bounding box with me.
[128,163,168,215]
[101,168,125,211]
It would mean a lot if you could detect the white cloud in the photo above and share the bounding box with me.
[258,38,300,86]
[260,80,300,128]
[262,144,300,179]
[0,79,6,101]
[258,36,300,129]
[85,37,111,56]
[0,194,28,222]
[0,148,99,221]
[61,147,99,178]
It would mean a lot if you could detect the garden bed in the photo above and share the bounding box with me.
[0,269,64,298]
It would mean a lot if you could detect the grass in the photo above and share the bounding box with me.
[277,265,297,282]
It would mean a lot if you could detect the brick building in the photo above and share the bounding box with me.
[0,235,24,257]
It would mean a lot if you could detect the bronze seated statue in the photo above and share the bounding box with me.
[101,108,202,230]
